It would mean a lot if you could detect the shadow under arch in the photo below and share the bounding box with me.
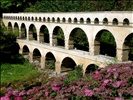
[33,48,41,63]
[94,29,116,57]
[20,23,27,39]
[61,57,76,73]
[85,64,99,74]
[29,24,37,40]
[14,22,19,37]
[123,33,133,61]
[39,25,50,43]
[68,28,89,51]
[52,26,65,47]
[8,22,13,31]
[45,52,56,69]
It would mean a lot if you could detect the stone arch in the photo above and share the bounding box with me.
[62,17,66,23]
[112,18,118,25]
[52,17,55,22]
[123,18,129,26]
[25,17,27,21]
[39,25,50,43]
[123,33,133,61]
[20,17,22,20]
[43,17,46,22]
[39,17,42,21]
[28,17,30,21]
[14,22,19,37]
[61,57,76,73]
[74,18,78,23]
[35,17,38,21]
[52,26,65,47]
[68,18,72,23]
[29,24,37,40]
[22,45,30,60]
[68,28,89,51]
[103,18,108,25]
[45,52,56,69]
[80,18,84,23]
[57,17,60,23]
[86,18,91,24]
[94,29,116,57]
[8,22,13,31]
[85,64,99,74]
[22,17,24,20]
[20,23,27,39]
[94,18,99,24]
[47,17,50,22]
[31,17,34,21]
[33,48,41,63]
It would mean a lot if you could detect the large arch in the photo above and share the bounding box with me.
[8,22,13,31]
[29,24,37,40]
[52,26,65,47]
[85,64,99,74]
[33,48,41,66]
[39,25,50,43]
[20,23,27,39]
[14,22,19,37]
[22,45,30,60]
[61,57,76,73]
[68,28,89,51]
[123,33,133,61]
[94,29,116,57]
[45,52,56,69]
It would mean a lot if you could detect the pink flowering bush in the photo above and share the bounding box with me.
[1,62,133,100]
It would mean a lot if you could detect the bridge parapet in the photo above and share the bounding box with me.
[2,11,133,27]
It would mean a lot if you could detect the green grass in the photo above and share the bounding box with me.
[1,61,39,84]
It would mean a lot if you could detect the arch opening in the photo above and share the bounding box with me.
[39,25,50,43]
[123,33,133,61]
[29,24,37,40]
[22,45,29,60]
[86,18,91,24]
[112,18,118,25]
[57,17,60,23]
[85,64,99,74]
[61,57,76,73]
[20,23,27,39]
[8,22,13,31]
[14,23,19,37]
[68,18,72,23]
[45,52,56,70]
[52,17,55,22]
[103,18,108,25]
[69,28,89,51]
[52,26,65,47]
[74,18,78,23]
[33,48,41,63]
[94,30,116,57]
[123,18,129,26]
[94,18,99,24]
[62,18,66,23]
[80,18,84,23]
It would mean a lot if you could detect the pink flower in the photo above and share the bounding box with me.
[45,92,49,96]
[14,96,23,100]
[113,80,123,88]
[114,72,118,79]
[0,96,10,100]
[102,79,110,86]
[52,86,60,91]
[85,89,94,97]
[115,97,124,100]
[94,71,101,79]
[70,86,78,92]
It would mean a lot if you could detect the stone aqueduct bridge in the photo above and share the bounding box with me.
[2,11,133,74]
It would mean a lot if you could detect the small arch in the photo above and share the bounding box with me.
[18,16,19,20]
[86,18,91,24]
[61,57,76,73]
[123,18,129,26]
[103,18,108,25]
[39,17,42,21]
[33,48,41,63]
[25,17,27,21]
[35,17,38,21]
[8,22,13,31]
[28,17,30,21]
[39,25,50,43]
[112,18,118,25]
[68,28,89,51]
[20,17,22,20]
[29,24,37,40]
[47,17,50,22]
[94,18,99,24]
[43,17,46,22]
[14,22,19,37]
[80,18,84,23]
[23,17,24,20]
[85,64,99,74]
[52,26,65,47]
[74,18,78,23]
[62,17,66,23]
[20,23,27,39]
[68,18,72,23]
[31,17,34,21]
[45,52,56,69]
[57,17,60,23]
[123,33,133,61]
[52,17,55,22]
